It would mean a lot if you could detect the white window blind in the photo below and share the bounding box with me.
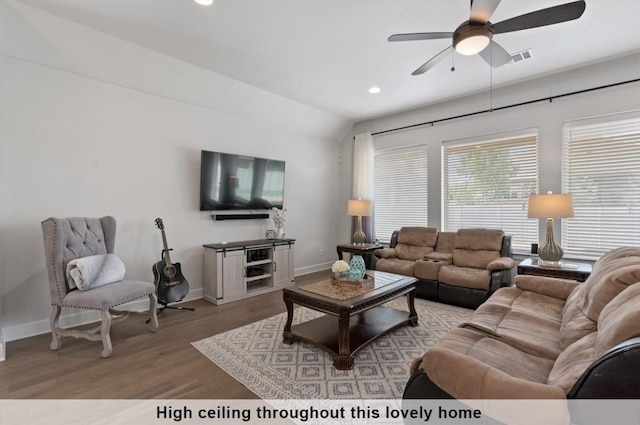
[443,133,539,252]
[373,146,428,243]
[562,113,640,260]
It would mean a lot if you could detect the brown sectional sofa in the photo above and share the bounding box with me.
[404,246,640,400]
[375,227,515,308]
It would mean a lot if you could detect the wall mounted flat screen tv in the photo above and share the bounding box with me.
[200,150,285,211]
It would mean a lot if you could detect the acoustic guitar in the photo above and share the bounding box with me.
[152,218,189,305]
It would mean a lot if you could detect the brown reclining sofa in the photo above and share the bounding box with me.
[404,246,640,400]
[375,227,515,309]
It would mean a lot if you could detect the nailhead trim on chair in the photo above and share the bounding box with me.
[42,218,66,304]
[57,293,152,311]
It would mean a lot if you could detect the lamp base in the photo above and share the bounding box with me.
[538,218,564,263]
[352,215,366,245]
[352,230,366,245]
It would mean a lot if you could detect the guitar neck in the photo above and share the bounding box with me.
[160,229,173,265]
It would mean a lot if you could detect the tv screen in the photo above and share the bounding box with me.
[200,150,285,211]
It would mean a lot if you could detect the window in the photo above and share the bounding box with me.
[373,146,428,243]
[562,112,640,259]
[443,132,539,252]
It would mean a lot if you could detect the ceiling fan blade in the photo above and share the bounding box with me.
[479,40,512,67]
[388,32,453,42]
[470,0,502,23]
[492,1,586,34]
[412,46,452,75]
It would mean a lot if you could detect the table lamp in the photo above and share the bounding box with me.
[347,199,372,245]
[528,192,574,264]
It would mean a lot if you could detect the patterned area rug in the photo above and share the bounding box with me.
[192,298,472,399]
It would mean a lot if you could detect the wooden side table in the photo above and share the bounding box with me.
[336,243,383,269]
[517,258,592,282]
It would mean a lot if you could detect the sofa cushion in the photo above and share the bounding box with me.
[452,229,504,269]
[595,282,640,358]
[515,274,580,302]
[397,226,438,247]
[422,327,562,399]
[393,227,438,261]
[464,297,563,359]
[559,255,640,349]
[558,290,596,350]
[438,265,490,290]
[453,249,501,269]
[547,332,597,393]
[434,231,456,254]
[507,289,567,322]
[576,256,640,321]
[374,258,415,277]
[591,246,640,273]
[396,243,434,261]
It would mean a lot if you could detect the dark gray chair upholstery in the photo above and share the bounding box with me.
[41,216,158,358]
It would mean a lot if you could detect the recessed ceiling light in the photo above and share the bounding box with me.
[194,0,214,5]
[368,87,381,94]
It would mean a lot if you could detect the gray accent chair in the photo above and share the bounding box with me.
[41,216,159,358]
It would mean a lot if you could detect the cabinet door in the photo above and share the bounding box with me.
[222,249,246,300]
[273,244,294,288]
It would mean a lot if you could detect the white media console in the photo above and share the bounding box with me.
[203,238,295,305]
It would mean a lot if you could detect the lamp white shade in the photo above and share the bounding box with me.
[527,194,574,219]
[347,199,372,217]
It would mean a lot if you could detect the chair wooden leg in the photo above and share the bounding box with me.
[100,310,113,358]
[49,305,62,351]
[148,293,159,332]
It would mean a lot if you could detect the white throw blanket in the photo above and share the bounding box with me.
[66,254,126,291]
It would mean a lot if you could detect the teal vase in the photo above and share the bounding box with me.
[348,255,366,281]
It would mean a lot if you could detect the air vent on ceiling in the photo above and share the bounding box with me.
[509,49,534,64]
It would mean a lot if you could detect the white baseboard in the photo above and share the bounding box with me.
[294,261,333,276]
[2,288,204,345]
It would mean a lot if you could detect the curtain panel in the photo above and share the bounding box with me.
[352,133,375,243]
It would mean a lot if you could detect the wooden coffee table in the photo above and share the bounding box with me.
[282,270,418,370]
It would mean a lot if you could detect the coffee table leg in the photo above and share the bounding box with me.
[335,313,354,370]
[408,287,418,327]
[282,294,295,344]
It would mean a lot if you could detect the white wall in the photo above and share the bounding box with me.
[0,0,353,345]
[340,52,640,246]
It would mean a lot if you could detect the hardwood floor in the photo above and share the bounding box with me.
[0,271,329,399]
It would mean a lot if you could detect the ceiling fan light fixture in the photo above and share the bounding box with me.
[454,33,490,55]
[452,22,492,56]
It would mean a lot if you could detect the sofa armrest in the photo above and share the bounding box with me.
[425,252,453,263]
[515,274,580,300]
[487,256,515,272]
[375,248,398,259]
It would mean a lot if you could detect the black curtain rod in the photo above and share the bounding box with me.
[363,78,640,137]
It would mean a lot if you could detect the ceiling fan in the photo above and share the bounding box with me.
[388,0,586,75]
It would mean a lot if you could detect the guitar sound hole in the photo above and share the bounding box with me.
[164,267,176,277]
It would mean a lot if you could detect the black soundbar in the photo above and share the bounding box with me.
[213,213,269,221]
